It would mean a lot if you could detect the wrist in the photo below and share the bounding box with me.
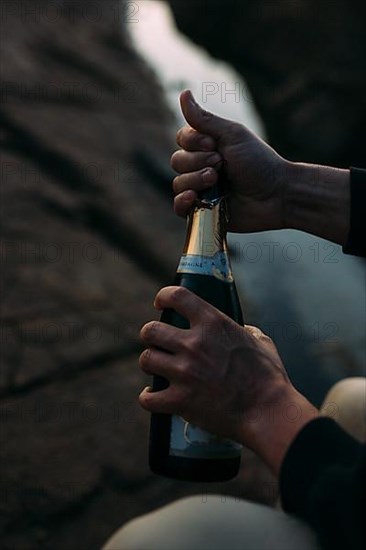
[283,161,350,245]
[238,383,318,476]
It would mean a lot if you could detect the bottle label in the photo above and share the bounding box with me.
[177,252,234,282]
[169,415,242,459]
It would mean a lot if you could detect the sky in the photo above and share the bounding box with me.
[128,0,264,134]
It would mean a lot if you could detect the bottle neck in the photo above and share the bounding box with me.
[177,187,234,283]
[183,195,228,257]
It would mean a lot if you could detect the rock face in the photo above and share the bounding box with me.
[169,0,366,167]
[0,2,275,548]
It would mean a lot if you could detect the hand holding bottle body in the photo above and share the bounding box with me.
[140,287,317,475]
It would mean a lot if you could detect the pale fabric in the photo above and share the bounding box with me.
[103,495,321,550]
[320,377,366,442]
[103,377,366,550]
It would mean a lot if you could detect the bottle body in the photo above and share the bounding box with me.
[149,193,244,482]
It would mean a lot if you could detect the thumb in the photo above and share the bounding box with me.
[180,90,234,140]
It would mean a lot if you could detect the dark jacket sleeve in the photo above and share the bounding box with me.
[343,167,366,257]
[280,417,366,550]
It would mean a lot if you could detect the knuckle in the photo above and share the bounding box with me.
[179,358,202,385]
[180,338,191,355]
[246,325,269,342]
[171,286,189,304]
[175,360,190,382]
[140,321,158,341]
[170,150,182,170]
[182,127,195,145]
[139,390,153,410]
[262,332,273,343]
[201,319,219,342]
[255,328,267,340]
[204,309,221,330]
[172,175,181,194]
[182,333,201,355]
[187,127,198,145]
[139,348,151,368]
[176,126,191,147]
[176,128,183,145]
[174,195,186,217]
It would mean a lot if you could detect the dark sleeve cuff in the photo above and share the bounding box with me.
[279,417,362,516]
[343,167,366,257]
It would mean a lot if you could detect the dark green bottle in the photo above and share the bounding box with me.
[149,180,244,482]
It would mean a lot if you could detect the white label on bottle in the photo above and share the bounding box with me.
[177,253,233,282]
[169,415,242,459]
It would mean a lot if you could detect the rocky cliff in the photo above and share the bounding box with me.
[0,2,274,548]
[169,0,366,167]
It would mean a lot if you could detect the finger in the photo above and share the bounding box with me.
[139,385,184,415]
[173,168,218,195]
[244,325,273,344]
[174,191,198,218]
[139,348,181,380]
[176,126,216,152]
[154,286,215,327]
[180,90,237,140]
[171,150,222,174]
[244,325,265,339]
[140,321,186,352]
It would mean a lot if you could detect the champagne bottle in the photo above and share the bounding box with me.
[149,177,244,482]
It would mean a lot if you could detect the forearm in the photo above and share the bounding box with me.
[284,162,350,246]
[239,386,318,476]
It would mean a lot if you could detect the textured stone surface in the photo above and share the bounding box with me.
[0,2,274,549]
[0,359,275,549]
[169,0,366,167]
[0,0,180,394]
